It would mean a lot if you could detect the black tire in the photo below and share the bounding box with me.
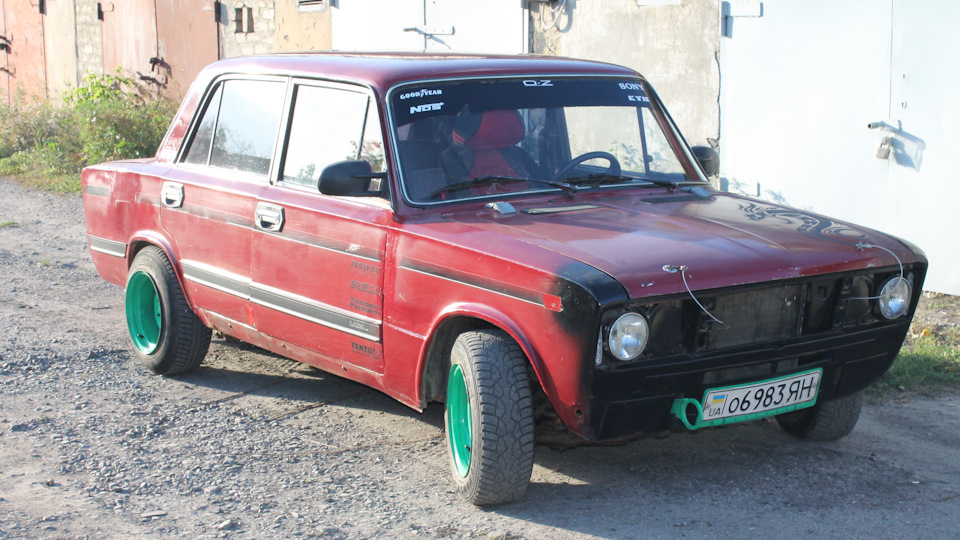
[775,390,864,441]
[445,330,535,505]
[125,246,211,375]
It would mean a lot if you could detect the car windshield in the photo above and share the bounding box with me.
[389,77,700,204]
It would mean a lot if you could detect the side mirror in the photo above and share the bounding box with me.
[318,160,383,196]
[691,146,719,177]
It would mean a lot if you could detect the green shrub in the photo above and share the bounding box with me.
[871,327,960,397]
[64,72,177,166]
[0,70,176,191]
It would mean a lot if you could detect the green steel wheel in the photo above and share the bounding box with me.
[125,246,211,375]
[445,330,535,505]
[446,363,472,478]
[126,270,162,354]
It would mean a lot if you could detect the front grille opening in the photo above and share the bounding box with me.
[626,265,917,362]
[699,285,801,351]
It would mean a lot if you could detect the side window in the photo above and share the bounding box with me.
[360,99,386,174]
[183,85,223,165]
[281,85,381,188]
[182,79,286,176]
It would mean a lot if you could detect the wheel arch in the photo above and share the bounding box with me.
[124,233,200,320]
[126,231,178,271]
[417,304,548,408]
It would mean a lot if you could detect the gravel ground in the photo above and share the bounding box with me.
[1,177,959,539]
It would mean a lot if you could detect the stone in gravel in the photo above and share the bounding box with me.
[140,511,167,519]
[214,519,236,530]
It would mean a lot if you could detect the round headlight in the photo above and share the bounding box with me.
[878,276,911,319]
[607,312,649,361]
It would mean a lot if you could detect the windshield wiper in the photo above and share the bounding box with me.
[431,176,577,199]
[564,173,679,190]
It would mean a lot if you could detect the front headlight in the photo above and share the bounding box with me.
[607,312,649,361]
[878,276,911,319]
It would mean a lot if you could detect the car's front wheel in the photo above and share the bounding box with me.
[776,390,864,441]
[445,329,535,505]
[126,246,211,375]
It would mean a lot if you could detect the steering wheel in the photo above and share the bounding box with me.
[553,151,622,180]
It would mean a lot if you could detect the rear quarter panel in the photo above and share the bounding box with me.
[82,162,169,286]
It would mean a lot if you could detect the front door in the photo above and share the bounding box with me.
[251,80,390,373]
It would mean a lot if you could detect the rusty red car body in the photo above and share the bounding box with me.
[82,53,926,504]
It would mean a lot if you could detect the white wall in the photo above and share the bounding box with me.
[332,0,527,54]
[719,0,960,294]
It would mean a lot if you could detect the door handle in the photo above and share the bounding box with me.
[255,203,284,232]
[161,182,183,208]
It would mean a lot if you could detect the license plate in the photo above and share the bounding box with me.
[700,369,822,425]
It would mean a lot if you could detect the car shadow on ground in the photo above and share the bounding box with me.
[158,337,956,538]
[173,337,445,426]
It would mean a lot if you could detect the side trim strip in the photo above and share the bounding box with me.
[89,236,127,258]
[271,227,381,262]
[400,258,544,307]
[163,202,381,262]
[181,260,251,300]
[181,260,380,343]
[84,185,111,197]
[250,283,380,342]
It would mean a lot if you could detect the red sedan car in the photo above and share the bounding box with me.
[82,53,926,505]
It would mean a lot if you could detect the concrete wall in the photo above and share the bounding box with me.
[530,0,720,146]
[274,1,332,52]
[219,0,276,58]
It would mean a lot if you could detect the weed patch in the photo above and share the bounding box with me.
[0,71,176,193]
[871,327,960,397]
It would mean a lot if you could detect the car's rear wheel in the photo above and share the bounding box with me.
[445,329,535,505]
[775,390,864,441]
[126,246,211,375]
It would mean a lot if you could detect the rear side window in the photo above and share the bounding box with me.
[281,85,384,188]
[182,79,287,176]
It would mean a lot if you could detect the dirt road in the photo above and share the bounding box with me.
[1,177,958,539]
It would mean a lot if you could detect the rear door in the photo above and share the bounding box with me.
[161,76,288,331]
[251,79,390,373]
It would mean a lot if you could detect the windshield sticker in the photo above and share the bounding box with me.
[522,79,553,87]
[618,82,649,103]
[410,102,445,114]
[399,88,443,100]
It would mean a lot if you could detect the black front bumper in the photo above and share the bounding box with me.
[585,321,909,440]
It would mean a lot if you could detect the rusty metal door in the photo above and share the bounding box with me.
[155,0,219,97]
[100,0,159,84]
[0,1,7,103]
[0,0,47,104]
